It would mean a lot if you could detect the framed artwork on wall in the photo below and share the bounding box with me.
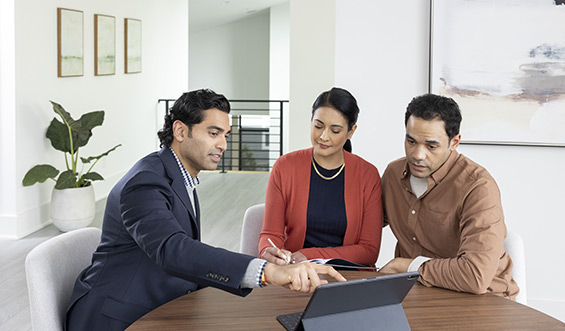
[94,14,116,76]
[124,18,142,74]
[430,0,565,147]
[57,8,84,77]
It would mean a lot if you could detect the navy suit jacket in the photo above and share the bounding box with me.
[65,147,254,330]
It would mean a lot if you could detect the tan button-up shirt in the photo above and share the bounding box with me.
[382,151,518,299]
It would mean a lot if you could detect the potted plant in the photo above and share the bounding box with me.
[22,101,120,232]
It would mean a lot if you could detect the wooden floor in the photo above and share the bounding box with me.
[0,171,269,331]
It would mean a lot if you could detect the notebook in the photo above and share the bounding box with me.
[276,271,419,331]
[302,258,377,270]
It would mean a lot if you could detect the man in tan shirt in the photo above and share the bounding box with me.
[380,94,518,299]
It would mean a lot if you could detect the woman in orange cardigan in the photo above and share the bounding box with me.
[258,87,382,266]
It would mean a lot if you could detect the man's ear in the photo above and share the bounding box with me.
[172,120,187,142]
[449,133,461,150]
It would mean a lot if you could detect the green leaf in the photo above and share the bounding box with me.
[82,172,104,181]
[50,101,76,127]
[80,144,122,163]
[72,129,92,149]
[55,170,77,189]
[73,111,105,148]
[78,111,104,131]
[49,101,105,151]
[47,101,81,153]
[46,118,73,153]
[22,165,59,186]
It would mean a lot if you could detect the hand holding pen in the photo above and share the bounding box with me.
[262,238,293,265]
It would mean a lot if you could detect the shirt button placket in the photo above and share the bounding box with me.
[408,202,419,250]
[411,211,417,242]
[408,204,418,225]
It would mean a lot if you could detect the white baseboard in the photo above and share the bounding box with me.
[0,170,124,239]
[0,202,49,239]
[0,214,18,238]
[1,197,108,239]
[527,299,565,323]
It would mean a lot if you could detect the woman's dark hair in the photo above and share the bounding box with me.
[311,87,359,153]
[157,89,231,147]
[404,94,462,141]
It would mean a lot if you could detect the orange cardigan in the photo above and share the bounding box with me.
[258,148,383,265]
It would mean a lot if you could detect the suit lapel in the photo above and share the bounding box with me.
[159,147,200,236]
[171,176,197,220]
[194,190,201,240]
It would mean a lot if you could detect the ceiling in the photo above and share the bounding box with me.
[189,0,289,32]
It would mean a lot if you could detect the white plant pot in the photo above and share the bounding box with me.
[50,185,95,232]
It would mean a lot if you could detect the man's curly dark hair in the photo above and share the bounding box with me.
[157,89,231,147]
[405,93,462,140]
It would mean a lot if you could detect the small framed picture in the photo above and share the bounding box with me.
[94,14,116,76]
[124,18,142,74]
[57,8,84,77]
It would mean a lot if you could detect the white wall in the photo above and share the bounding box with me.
[0,0,18,237]
[288,0,336,151]
[269,3,290,157]
[189,10,270,100]
[334,0,430,272]
[269,3,290,102]
[0,0,189,238]
[333,0,565,322]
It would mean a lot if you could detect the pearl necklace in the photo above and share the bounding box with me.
[312,157,345,180]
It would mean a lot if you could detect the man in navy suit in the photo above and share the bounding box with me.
[65,89,345,330]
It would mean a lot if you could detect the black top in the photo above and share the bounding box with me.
[304,158,347,248]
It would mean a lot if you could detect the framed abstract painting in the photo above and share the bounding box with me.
[430,0,565,146]
[94,14,116,76]
[124,18,142,74]
[57,8,84,77]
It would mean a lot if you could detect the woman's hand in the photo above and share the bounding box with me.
[290,251,307,263]
[261,247,293,265]
[264,262,346,293]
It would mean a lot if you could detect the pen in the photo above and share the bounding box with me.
[267,238,291,264]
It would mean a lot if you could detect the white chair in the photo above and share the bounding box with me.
[25,227,102,331]
[504,230,527,305]
[239,203,265,257]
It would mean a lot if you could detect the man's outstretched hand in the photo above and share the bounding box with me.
[264,262,347,293]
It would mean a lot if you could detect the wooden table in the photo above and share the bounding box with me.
[128,270,565,330]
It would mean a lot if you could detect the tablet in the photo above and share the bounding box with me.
[277,271,419,331]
